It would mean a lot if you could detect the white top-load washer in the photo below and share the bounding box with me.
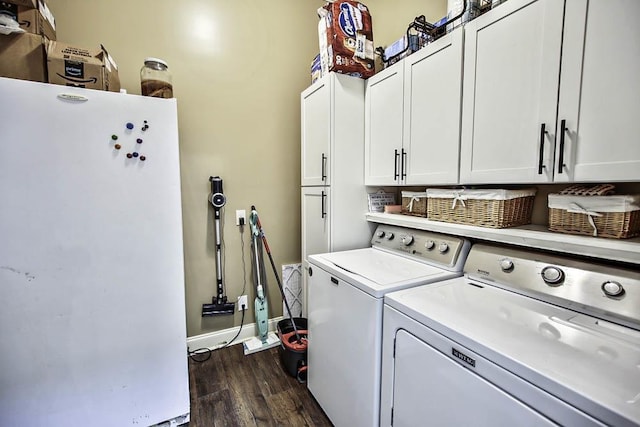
[380,243,640,427]
[307,224,470,427]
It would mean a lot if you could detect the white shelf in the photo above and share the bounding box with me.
[366,213,640,266]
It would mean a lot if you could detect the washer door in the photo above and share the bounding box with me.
[391,330,557,427]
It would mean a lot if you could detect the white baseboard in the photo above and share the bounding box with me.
[187,316,284,351]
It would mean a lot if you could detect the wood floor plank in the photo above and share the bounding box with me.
[188,344,332,426]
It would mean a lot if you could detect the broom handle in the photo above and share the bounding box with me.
[251,205,302,342]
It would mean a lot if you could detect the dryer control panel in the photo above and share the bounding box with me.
[371,225,470,271]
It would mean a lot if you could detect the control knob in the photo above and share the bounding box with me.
[541,266,564,285]
[438,242,449,254]
[386,232,394,240]
[425,240,435,250]
[602,281,625,298]
[500,258,514,272]
[376,230,385,238]
[402,235,414,246]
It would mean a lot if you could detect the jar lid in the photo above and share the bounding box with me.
[144,57,168,67]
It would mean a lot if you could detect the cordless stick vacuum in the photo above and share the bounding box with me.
[202,176,235,316]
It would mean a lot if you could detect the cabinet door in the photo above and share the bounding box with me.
[555,0,640,182]
[307,266,380,427]
[460,0,564,184]
[301,76,331,186]
[403,29,464,185]
[365,63,405,185]
[301,187,330,262]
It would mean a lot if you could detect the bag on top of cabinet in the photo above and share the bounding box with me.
[317,0,375,79]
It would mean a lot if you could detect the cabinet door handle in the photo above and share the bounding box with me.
[558,119,566,174]
[321,190,326,219]
[393,149,400,181]
[401,148,407,179]
[321,153,327,182]
[538,123,548,175]
[330,277,339,285]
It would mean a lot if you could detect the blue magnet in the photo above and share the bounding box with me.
[126,122,134,130]
[132,152,139,158]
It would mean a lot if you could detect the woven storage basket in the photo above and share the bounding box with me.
[401,191,428,217]
[548,194,640,239]
[426,188,536,228]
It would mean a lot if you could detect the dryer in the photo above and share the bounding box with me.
[380,244,640,427]
[307,224,470,427]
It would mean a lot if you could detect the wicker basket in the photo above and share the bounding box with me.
[548,194,640,239]
[426,188,536,228]
[401,191,428,217]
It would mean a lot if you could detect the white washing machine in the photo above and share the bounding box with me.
[307,224,471,427]
[380,243,640,427]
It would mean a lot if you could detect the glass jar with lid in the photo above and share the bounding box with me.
[140,57,173,98]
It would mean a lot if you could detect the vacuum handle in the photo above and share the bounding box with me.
[210,176,223,194]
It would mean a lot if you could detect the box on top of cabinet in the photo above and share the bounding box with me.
[0,32,47,83]
[0,0,56,40]
[317,1,375,79]
[46,41,120,92]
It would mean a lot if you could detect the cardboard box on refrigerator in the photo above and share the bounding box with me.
[4,0,38,7]
[46,41,120,92]
[317,1,375,79]
[0,32,47,83]
[0,0,56,40]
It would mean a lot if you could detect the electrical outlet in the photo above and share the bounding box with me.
[236,209,246,226]
[237,295,248,311]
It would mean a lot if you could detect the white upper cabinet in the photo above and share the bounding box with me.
[365,62,405,185]
[461,0,640,185]
[403,29,464,185]
[460,0,564,184]
[556,0,640,182]
[301,78,331,186]
[365,29,464,186]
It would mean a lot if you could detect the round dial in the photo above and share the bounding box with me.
[402,235,414,246]
[386,233,394,240]
[602,281,625,297]
[438,242,449,254]
[541,266,564,285]
[376,231,385,238]
[425,240,435,250]
[500,258,514,272]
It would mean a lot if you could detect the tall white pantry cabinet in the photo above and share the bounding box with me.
[301,73,372,315]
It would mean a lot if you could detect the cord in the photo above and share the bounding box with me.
[188,307,246,363]
[240,220,247,296]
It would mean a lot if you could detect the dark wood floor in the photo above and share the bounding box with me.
[187,344,333,426]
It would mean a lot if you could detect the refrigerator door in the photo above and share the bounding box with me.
[0,78,189,426]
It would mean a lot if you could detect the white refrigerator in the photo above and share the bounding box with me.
[0,77,190,426]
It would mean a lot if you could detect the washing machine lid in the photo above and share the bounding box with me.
[385,278,640,427]
[309,248,458,298]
